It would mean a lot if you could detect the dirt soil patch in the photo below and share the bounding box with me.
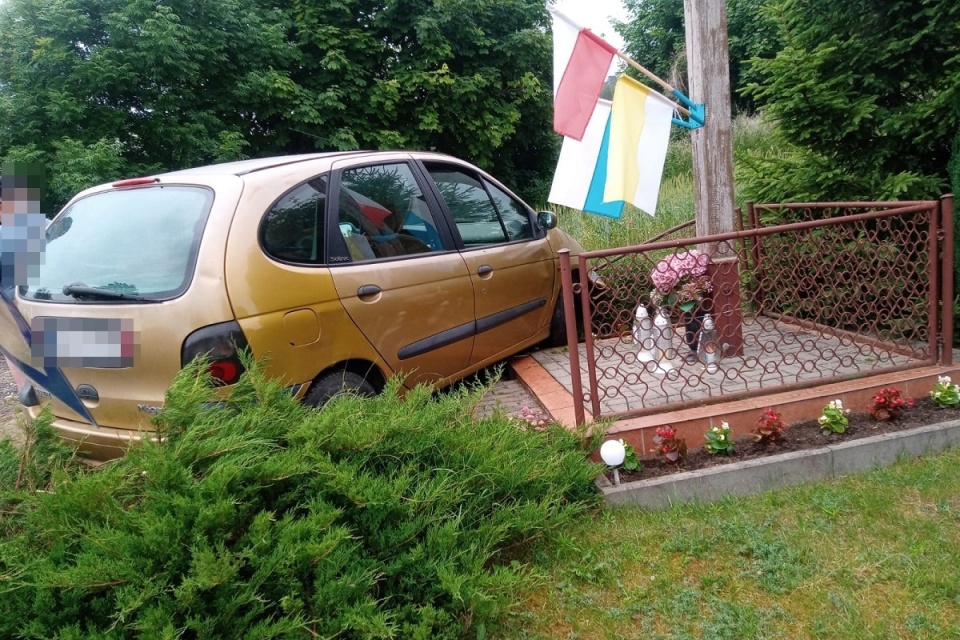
[615,397,960,483]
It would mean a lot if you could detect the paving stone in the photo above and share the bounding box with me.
[530,315,930,418]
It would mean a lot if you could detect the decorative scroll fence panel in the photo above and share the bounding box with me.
[558,199,951,425]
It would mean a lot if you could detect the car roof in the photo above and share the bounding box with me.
[159,152,354,177]
[66,150,473,204]
[158,150,465,180]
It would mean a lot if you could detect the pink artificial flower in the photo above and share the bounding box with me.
[651,249,711,293]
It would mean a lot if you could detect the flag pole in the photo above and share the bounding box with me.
[548,6,699,122]
[614,52,691,117]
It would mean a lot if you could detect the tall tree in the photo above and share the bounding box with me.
[0,0,295,207]
[616,0,781,112]
[743,0,960,202]
[0,0,556,210]
[270,0,555,202]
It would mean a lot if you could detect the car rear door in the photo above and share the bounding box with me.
[327,158,476,388]
[419,161,556,366]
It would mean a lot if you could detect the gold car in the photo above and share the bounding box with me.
[0,151,585,459]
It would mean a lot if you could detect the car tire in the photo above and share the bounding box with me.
[548,296,586,347]
[303,370,376,408]
[547,277,587,348]
[547,296,568,347]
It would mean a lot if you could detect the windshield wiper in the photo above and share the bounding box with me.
[62,283,159,303]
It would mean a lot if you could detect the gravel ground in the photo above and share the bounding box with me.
[0,359,22,444]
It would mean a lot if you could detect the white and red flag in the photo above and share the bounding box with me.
[549,7,618,141]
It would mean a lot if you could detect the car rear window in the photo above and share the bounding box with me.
[19,186,213,303]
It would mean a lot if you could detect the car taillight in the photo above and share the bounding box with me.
[181,321,249,385]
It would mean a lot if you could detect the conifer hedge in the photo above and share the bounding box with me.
[0,360,601,638]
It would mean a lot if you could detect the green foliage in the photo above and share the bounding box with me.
[738,135,944,204]
[0,0,556,211]
[704,421,735,455]
[818,399,849,435]
[930,376,960,409]
[616,0,684,87]
[744,0,960,202]
[617,0,783,112]
[951,130,960,195]
[622,442,641,473]
[0,407,80,506]
[0,358,601,638]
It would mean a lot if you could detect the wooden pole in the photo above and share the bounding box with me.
[683,0,743,354]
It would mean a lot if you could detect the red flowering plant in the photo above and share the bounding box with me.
[651,425,687,464]
[868,387,914,422]
[650,249,712,312]
[752,407,785,445]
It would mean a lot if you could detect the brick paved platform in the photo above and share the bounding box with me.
[504,314,959,452]
[528,314,921,418]
[472,377,545,421]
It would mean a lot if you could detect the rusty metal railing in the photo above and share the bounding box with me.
[557,197,954,425]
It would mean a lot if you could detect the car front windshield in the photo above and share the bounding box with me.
[20,186,213,303]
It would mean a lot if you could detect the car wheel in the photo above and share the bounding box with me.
[303,370,376,408]
[547,281,587,348]
[547,296,568,347]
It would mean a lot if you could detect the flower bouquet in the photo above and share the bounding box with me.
[650,249,713,364]
[650,249,712,313]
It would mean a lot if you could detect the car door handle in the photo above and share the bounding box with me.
[477,265,493,277]
[357,285,381,300]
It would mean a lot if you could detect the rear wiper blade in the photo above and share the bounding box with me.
[62,283,159,302]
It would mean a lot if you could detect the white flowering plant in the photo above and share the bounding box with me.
[818,399,849,434]
[622,441,642,472]
[930,376,960,409]
[704,421,735,455]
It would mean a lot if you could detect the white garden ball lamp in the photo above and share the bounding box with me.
[600,439,627,485]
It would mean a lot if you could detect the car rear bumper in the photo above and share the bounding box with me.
[26,407,151,461]
[26,382,310,461]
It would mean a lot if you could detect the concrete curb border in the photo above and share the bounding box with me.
[597,418,960,508]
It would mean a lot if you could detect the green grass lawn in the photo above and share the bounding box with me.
[499,449,960,639]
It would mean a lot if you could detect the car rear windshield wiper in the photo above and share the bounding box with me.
[62,283,159,302]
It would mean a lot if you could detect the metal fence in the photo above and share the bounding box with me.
[558,197,955,425]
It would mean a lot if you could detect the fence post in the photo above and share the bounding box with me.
[942,194,954,366]
[928,202,940,365]
[559,249,585,426]
[747,200,763,311]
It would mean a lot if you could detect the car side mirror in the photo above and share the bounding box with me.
[537,210,558,230]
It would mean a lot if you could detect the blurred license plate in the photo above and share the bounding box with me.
[31,317,137,368]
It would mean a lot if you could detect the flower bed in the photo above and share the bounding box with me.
[610,396,958,484]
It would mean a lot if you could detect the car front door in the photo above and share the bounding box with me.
[420,161,556,366]
[327,160,476,387]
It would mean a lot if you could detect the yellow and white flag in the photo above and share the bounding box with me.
[603,75,674,216]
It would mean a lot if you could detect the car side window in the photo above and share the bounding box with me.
[260,177,327,264]
[483,179,534,241]
[423,163,530,247]
[337,163,440,261]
